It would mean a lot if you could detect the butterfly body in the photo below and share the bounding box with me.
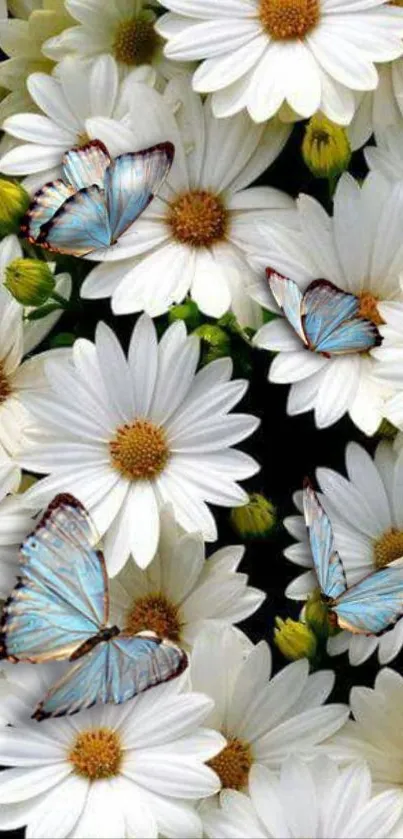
[21,140,174,257]
[268,270,382,356]
[0,494,187,720]
[303,481,403,636]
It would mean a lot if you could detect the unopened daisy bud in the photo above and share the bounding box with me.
[194,324,231,365]
[304,589,332,639]
[274,617,317,662]
[230,493,277,539]
[168,300,201,331]
[18,472,37,494]
[302,114,351,180]
[0,178,30,237]
[5,258,55,307]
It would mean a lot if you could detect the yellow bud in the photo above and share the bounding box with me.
[274,617,317,662]
[18,472,37,494]
[194,324,231,365]
[230,493,277,539]
[0,179,30,237]
[5,258,55,306]
[304,589,334,639]
[168,300,201,331]
[302,114,351,180]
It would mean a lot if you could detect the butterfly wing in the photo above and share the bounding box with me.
[105,142,174,242]
[333,564,403,635]
[33,634,188,720]
[267,269,307,345]
[302,280,380,354]
[0,494,107,663]
[62,140,111,190]
[303,481,347,599]
[35,185,111,256]
[20,180,76,242]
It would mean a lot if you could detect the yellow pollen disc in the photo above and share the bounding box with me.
[109,419,169,481]
[207,738,253,790]
[168,190,229,248]
[0,363,11,405]
[357,292,384,326]
[374,529,403,569]
[259,0,320,39]
[113,17,160,66]
[68,728,122,780]
[76,131,90,147]
[125,593,182,641]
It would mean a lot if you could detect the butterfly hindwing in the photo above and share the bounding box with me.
[21,180,76,242]
[268,270,307,344]
[62,140,111,191]
[333,563,403,635]
[105,142,174,241]
[36,185,112,255]
[302,280,380,354]
[0,494,107,663]
[303,481,347,600]
[33,634,188,720]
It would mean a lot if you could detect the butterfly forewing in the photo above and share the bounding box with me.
[105,142,174,242]
[303,482,347,600]
[33,635,188,720]
[21,180,76,242]
[333,564,403,635]
[36,185,112,256]
[0,495,107,662]
[302,280,380,354]
[62,141,111,191]
[268,270,307,344]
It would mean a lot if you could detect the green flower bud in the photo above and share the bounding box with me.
[304,589,334,639]
[230,493,277,539]
[5,258,55,307]
[193,324,231,365]
[274,617,318,662]
[168,300,201,331]
[0,178,30,236]
[302,114,351,180]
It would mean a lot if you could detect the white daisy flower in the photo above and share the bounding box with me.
[0,233,72,356]
[42,0,187,82]
[284,440,403,666]
[364,124,403,182]
[0,53,155,193]
[110,504,265,649]
[155,0,403,125]
[348,62,403,152]
[251,171,403,434]
[201,755,403,839]
[79,76,294,328]
[0,675,224,838]
[189,624,349,798]
[329,666,403,801]
[19,313,260,574]
[0,457,34,597]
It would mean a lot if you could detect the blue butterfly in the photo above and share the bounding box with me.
[21,139,174,257]
[268,269,382,357]
[0,494,187,720]
[303,481,403,635]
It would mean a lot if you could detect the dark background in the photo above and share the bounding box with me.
[3,121,397,839]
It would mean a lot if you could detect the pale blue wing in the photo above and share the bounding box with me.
[36,185,111,256]
[33,635,187,719]
[333,565,403,634]
[62,141,111,190]
[267,270,307,344]
[302,280,380,354]
[105,142,174,241]
[1,494,107,662]
[21,179,75,241]
[303,482,346,600]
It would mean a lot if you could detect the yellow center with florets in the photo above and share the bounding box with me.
[259,0,320,40]
[113,16,160,66]
[207,738,253,790]
[125,593,182,641]
[374,529,403,569]
[0,363,11,405]
[167,190,229,248]
[109,419,169,481]
[357,292,384,326]
[68,728,122,780]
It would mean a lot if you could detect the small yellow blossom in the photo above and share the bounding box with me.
[274,616,318,661]
[302,113,351,180]
[230,493,277,539]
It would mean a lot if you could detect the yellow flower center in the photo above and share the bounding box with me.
[0,363,11,405]
[77,131,91,148]
[109,419,169,481]
[259,0,320,40]
[167,190,229,248]
[357,292,384,326]
[113,16,160,66]
[374,529,403,569]
[207,737,253,790]
[68,728,122,780]
[125,593,182,641]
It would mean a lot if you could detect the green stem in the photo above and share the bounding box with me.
[50,291,70,310]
